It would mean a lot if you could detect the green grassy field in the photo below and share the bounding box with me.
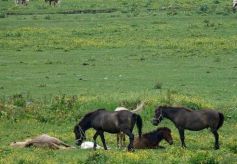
[0,0,237,163]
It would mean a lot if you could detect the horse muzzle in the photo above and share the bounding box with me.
[169,140,173,145]
[151,118,159,126]
[75,140,83,146]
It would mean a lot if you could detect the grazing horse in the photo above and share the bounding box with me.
[152,106,224,149]
[134,127,173,149]
[233,0,237,12]
[74,109,143,151]
[115,102,144,148]
[45,0,59,6]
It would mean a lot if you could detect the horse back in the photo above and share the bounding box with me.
[183,109,221,130]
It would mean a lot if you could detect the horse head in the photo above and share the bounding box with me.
[161,128,173,145]
[74,124,86,146]
[152,106,164,126]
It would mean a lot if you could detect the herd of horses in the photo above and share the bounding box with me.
[15,0,59,6]
[74,104,224,151]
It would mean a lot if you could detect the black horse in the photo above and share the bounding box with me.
[74,109,142,151]
[152,106,224,149]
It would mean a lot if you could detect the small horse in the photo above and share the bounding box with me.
[10,134,74,149]
[74,109,142,151]
[133,127,173,149]
[152,106,224,149]
[115,102,144,148]
[45,0,59,6]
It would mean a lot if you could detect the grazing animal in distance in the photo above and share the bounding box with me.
[115,102,145,148]
[133,127,173,149]
[10,134,74,149]
[74,108,143,151]
[152,106,224,149]
[45,0,60,6]
[15,0,29,6]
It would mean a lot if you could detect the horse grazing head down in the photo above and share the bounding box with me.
[74,124,86,146]
[73,110,99,145]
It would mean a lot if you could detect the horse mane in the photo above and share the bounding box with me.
[157,127,171,132]
[142,127,171,138]
[82,108,106,119]
[159,106,193,112]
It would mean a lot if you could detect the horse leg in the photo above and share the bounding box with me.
[49,143,60,149]
[99,132,107,150]
[93,131,100,150]
[120,133,123,147]
[121,128,134,151]
[122,133,126,147]
[116,133,120,148]
[178,128,186,148]
[211,130,219,149]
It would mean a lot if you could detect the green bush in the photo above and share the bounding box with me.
[0,12,6,18]
[154,81,162,90]
[85,152,108,164]
[189,152,218,164]
[11,94,26,107]
[199,4,209,13]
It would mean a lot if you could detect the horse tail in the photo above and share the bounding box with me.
[217,112,224,130]
[135,114,143,138]
[131,102,145,114]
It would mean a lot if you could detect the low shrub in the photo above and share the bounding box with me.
[0,12,6,18]
[85,152,108,164]
[189,152,218,164]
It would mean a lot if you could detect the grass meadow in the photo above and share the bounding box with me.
[0,0,237,163]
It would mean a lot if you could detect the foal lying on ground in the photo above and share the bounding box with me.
[10,134,74,149]
[133,127,173,149]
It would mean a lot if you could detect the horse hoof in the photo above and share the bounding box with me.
[128,148,135,152]
[214,146,220,150]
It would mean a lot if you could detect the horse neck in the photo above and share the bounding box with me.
[144,131,163,145]
[163,108,178,121]
[79,118,92,132]
[156,131,165,142]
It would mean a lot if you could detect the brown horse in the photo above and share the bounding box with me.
[152,106,224,149]
[134,127,173,149]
